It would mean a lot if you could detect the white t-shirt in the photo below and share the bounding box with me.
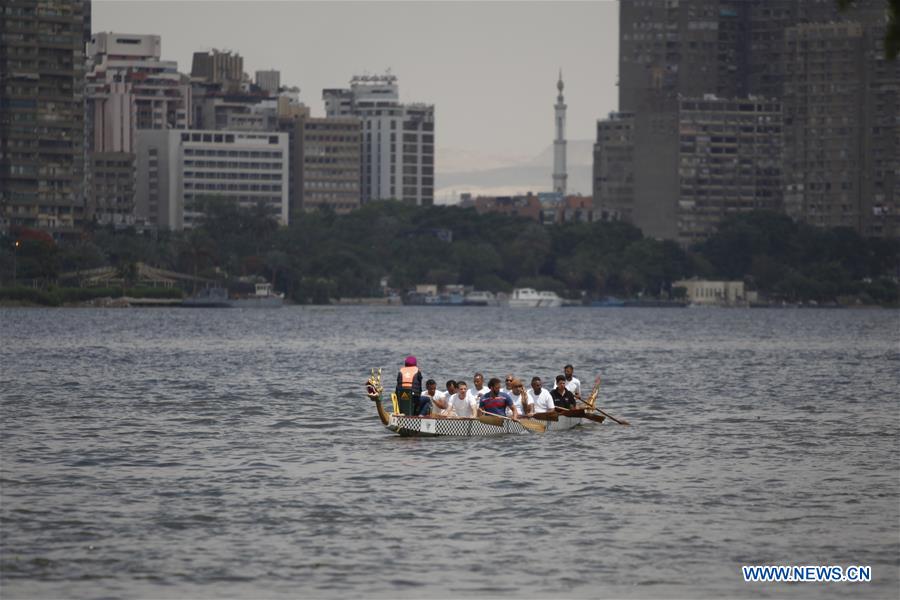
[473,385,490,400]
[422,389,449,414]
[448,391,478,418]
[565,376,581,398]
[527,388,555,413]
[506,391,528,417]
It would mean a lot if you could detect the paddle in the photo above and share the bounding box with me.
[594,407,630,426]
[554,407,585,417]
[581,412,606,424]
[529,411,559,422]
[477,411,545,433]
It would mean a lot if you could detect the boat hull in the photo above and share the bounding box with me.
[385,414,582,437]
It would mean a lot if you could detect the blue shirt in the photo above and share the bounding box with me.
[479,391,514,416]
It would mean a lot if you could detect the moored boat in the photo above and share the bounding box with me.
[463,290,499,306]
[181,282,283,308]
[505,288,563,308]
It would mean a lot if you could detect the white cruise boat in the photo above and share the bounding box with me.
[505,288,563,308]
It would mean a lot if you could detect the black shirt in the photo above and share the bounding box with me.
[551,387,577,409]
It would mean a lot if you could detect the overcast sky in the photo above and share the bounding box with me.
[94,0,620,170]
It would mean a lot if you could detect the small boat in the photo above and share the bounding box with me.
[463,290,499,306]
[229,282,284,308]
[182,286,230,308]
[182,283,283,308]
[364,369,594,437]
[423,291,465,306]
[590,296,626,307]
[505,288,563,308]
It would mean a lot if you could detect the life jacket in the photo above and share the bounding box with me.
[399,366,419,389]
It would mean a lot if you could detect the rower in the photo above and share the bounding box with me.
[472,372,489,400]
[478,377,518,419]
[421,379,449,416]
[506,377,530,418]
[447,381,477,417]
[551,374,577,410]
[526,376,555,415]
[563,364,582,401]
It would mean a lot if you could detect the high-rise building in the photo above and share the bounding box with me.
[255,70,280,95]
[553,71,567,195]
[1,0,89,234]
[84,32,191,226]
[191,49,244,91]
[135,129,289,230]
[323,74,434,205]
[595,97,782,243]
[782,15,900,237]
[618,0,722,112]
[593,112,635,224]
[86,33,191,141]
[605,0,898,240]
[279,115,362,217]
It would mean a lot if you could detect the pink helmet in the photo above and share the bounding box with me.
[404,356,417,366]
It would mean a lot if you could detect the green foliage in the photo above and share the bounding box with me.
[5,204,896,306]
[693,212,900,303]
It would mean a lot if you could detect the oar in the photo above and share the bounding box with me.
[529,411,559,422]
[554,407,585,417]
[581,412,606,424]
[477,411,545,433]
[594,407,630,426]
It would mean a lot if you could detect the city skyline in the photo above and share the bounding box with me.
[92,0,620,175]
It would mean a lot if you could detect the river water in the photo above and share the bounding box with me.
[1,306,898,599]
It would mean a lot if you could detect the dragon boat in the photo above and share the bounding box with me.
[364,369,604,437]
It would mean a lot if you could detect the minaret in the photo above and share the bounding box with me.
[553,69,567,195]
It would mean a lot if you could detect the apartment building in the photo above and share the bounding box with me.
[135,129,288,230]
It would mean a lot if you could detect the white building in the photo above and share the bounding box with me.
[322,74,434,205]
[135,129,289,230]
[673,279,756,306]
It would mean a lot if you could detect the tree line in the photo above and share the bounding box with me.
[1,201,898,305]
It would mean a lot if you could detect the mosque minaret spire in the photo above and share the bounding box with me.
[553,69,567,195]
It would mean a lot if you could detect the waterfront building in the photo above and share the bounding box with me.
[782,18,900,237]
[593,112,635,224]
[0,0,90,235]
[323,74,434,206]
[84,32,190,226]
[553,71,567,195]
[608,0,898,240]
[672,278,752,306]
[278,111,362,217]
[135,129,288,230]
[595,97,782,244]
